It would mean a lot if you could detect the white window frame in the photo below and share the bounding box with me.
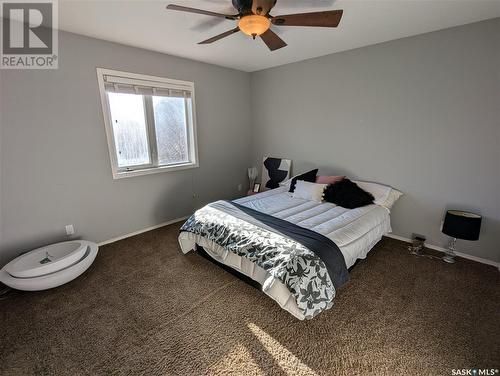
[96,68,199,179]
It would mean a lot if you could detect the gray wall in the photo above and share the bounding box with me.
[0,69,3,259]
[250,19,500,262]
[1,19,499,267]
[0,31,252,266]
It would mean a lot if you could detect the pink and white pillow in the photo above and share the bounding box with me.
[316,175,345,185]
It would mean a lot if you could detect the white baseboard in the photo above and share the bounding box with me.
[97,221,499,271]
[98,216,189,246]
[385,233,499,270]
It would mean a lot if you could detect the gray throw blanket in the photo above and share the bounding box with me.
[180,200,349,319]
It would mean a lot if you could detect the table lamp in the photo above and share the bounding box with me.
[441,210,482,263]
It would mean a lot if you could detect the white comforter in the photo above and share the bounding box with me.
[235,186,392,269]
[179,186,392,319]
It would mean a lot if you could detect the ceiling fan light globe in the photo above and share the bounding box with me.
[238,15,270,37]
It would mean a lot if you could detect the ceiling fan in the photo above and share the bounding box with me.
[166,0,343,51]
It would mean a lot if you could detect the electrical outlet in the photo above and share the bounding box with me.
[65,224,75,236]
[237,184,242,192]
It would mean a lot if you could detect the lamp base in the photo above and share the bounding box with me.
[442,237,457,264]
[442,254,456,264]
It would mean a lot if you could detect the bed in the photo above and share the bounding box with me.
[179,185,393,320]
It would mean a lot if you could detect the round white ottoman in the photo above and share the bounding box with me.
[0,240,98,291]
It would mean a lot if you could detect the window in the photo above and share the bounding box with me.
[97,68,198,179]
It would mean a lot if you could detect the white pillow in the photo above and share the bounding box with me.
[292,180,327,203]
[353,180,402,210]
[382,189,403,210]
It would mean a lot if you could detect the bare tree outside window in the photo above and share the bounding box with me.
[153,96,189,165]
[108,93,150,167]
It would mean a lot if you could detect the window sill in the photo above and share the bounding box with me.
[112,162,198,179]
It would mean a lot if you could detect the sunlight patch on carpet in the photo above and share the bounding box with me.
[207,343,265,375]
[247,322,318,376]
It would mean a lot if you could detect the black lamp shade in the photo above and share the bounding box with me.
[442,210,482,241]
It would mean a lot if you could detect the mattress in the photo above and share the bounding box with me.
[179,186,392,319]
[234,187,392,269]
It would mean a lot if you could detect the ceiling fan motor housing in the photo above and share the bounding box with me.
[232,0,253,14]
[252,0,277,16]
[232,0,276,16]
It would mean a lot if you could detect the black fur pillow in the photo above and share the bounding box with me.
[324,179,374,209]
[289,169,318,193]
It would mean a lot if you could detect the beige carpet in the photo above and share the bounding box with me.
[1,222,498,376]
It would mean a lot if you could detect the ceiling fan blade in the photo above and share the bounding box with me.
[260,29,287,51]
[199,27,241,44]
[271,10,343,27]
[166,4,239,20]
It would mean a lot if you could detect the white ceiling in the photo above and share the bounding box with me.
[59,0,500,72]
